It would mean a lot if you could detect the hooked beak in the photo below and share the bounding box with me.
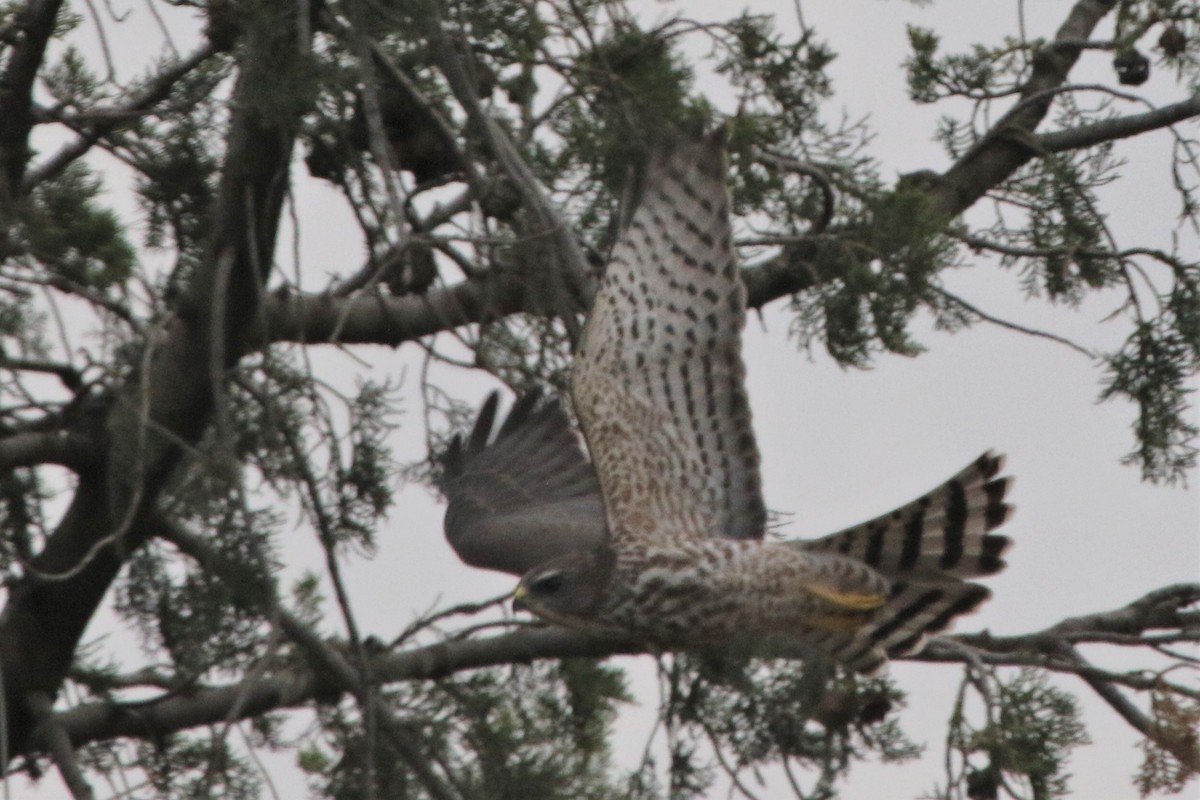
[511,584,529,613]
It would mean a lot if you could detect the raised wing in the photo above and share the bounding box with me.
[572,130,766,543]
[440,390,607,576]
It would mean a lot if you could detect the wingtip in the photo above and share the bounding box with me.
[439,433,466,483]
[466,391,502,453]
[498,388,544,437]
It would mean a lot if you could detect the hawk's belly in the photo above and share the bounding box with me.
[594,539,885,645]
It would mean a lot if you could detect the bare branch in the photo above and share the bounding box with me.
[1039,93,1200,153]
[0,430,94,472]
[0,357,82,391]
[259,247,826,348]
[931,284,1097,359]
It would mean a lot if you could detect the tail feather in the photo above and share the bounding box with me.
[801,452,1013,580]
[796,452,1013,673]
[869,579,991,658]
[802,579,992,674]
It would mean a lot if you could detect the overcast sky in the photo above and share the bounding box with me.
[18,0,1199,798]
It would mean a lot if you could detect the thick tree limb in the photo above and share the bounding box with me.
[26,692,94,800]
[258,249,823,347]
[0,430,94,472]
[925,0,1118,217]
[0,0,63,200]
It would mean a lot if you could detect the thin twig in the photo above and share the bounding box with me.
[931,283,1096,358]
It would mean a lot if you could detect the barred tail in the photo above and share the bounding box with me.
[798,452,1013,673]
[801,451,1013,580]
[809,579,992,674]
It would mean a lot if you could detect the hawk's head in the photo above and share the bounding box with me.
[512,547,616,629]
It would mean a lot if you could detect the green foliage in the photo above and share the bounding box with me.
[1101,320,1199,482]
[720,13,834,116]
[652,656,920,799]
[136,735,261,800]
[302,659,631,800]
[130,61,229,259]
[905,27,997,104]
[791,183,959,365]
[42,46,101,108]
[225,357,402,552]
[0,470,47,574]
[554,23,713,200]
[938,669,1090,799]
[116,533,271,676]
[2,163,135,289]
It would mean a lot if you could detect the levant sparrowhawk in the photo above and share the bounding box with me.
[440,130,1012,673]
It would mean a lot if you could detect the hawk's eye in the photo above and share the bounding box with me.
[531,571,564,595]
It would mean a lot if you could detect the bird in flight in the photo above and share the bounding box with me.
[440,130,1012,673]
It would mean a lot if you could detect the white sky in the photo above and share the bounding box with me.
[16,0,1200,798]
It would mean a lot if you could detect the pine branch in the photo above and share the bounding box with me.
[927,0,1120,217]
[22,40,218,190]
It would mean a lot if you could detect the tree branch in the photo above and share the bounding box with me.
[31,585,1195,756]
[22,40,219,190]
[927,0,1119,217]
[0,0,63,200]
[258,248,823,348]
[1038,92,1200,153]
[26,691,94,800]
[0,430,94,472]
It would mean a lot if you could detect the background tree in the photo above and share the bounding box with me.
[0,0,1197,798]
